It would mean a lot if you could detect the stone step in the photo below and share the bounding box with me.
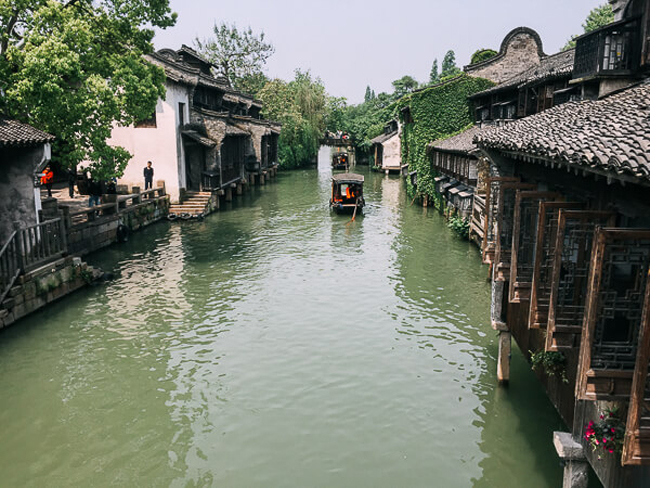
[170,205,208,210]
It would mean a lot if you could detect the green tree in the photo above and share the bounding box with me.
[392,75,418,98]
[429,59,439,84]
[325,96,348,132]
[258,70,328,169]
[441,50,461,80]
[195,22,274,90]
[562,3,614,50]
[364,85,372,102]
[0,0,177,180]
[470,49,497,64]
[235,72,269,98]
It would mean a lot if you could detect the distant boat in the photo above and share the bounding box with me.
[331,152,349,170]
[329,173,365,215]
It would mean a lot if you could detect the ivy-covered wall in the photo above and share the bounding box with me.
[397,74,494,202]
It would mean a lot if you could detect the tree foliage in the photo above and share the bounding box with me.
[0,0,176,180]
[441,50,462,80]
[195,22,274,92]
[398,74,494,201]
[392,75,418,98]
[258,70,328,169]
[364,85,372,102]
[470,49,497,64]
[429,59,439,85]
[562,3,614,50]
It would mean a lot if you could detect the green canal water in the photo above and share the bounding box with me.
[0,163,572,487]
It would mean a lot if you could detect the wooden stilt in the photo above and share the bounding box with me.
[236,183,243,196]
[225,187,232,202]
[497,331,511,384]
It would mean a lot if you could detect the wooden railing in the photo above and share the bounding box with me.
[469,194,486,243]
[0,218,67,302]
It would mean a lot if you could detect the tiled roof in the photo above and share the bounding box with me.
[428,125,483,155]
[474,81,650,181]
[0,118,54,147]
[147,49,259,104]
[225,125,250,137]
[370,131,397,145]
[470,49,575,98]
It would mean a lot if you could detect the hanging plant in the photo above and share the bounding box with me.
[584,408,625,458]
[529,349,569,383]
[448,215,469,239]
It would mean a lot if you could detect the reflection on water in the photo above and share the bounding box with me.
[0,168,573,487]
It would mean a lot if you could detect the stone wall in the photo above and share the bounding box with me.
[464,27,545,84]
[65,195,169,256]
[0,256,95,329]
[0,144,49,243]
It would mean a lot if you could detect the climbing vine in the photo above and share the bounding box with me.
[397,74,494,202]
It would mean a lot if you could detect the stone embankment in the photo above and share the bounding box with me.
[0,256,101,329]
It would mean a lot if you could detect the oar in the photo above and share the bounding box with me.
[350,196,360,222]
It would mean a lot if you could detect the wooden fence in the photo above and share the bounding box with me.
[0,218,67,302]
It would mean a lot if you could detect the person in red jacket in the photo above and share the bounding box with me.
[40,165,54,197]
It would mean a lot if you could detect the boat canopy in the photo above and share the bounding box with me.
[332,173,364,184]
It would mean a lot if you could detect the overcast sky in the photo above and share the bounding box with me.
[153,0,605,104]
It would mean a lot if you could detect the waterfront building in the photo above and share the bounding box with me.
[370,119,402,174]
[469,48,576,125]
[108,45,281,207]
[426,125,482,220]
[463,27,546,84]
[0,118,54,242]
[474,0,650,484]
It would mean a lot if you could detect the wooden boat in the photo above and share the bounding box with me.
[331,152,349,170]
[329,173,365,214]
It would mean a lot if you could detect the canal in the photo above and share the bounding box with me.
[0,160,570,487]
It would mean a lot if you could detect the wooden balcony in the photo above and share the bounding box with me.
[573,18,641,79]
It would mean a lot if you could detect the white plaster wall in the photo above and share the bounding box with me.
[109,82,189,203]
[381,133,402,169]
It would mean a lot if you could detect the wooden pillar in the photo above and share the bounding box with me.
[260,173,266,185]
[497,331,511,384]
[553,432,589,488]
[492,278,510,384]
[236,183,243,196]
[225,187,232,202]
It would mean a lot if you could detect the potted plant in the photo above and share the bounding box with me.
[584,408,625,459]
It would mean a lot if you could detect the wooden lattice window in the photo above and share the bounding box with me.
[576,229,650,401]
[482,177,519,265]
[509,191,560,303]
[545,211,616,351]
[623,286,650,465]
[528,202,584,329]
[494,182,536,276]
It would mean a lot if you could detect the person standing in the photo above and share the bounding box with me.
[87,173,101,207]
[41,165,54,197]
[67,167,77,198]
[144,161,154,190]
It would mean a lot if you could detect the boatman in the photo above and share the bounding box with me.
[144,161,154,190]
